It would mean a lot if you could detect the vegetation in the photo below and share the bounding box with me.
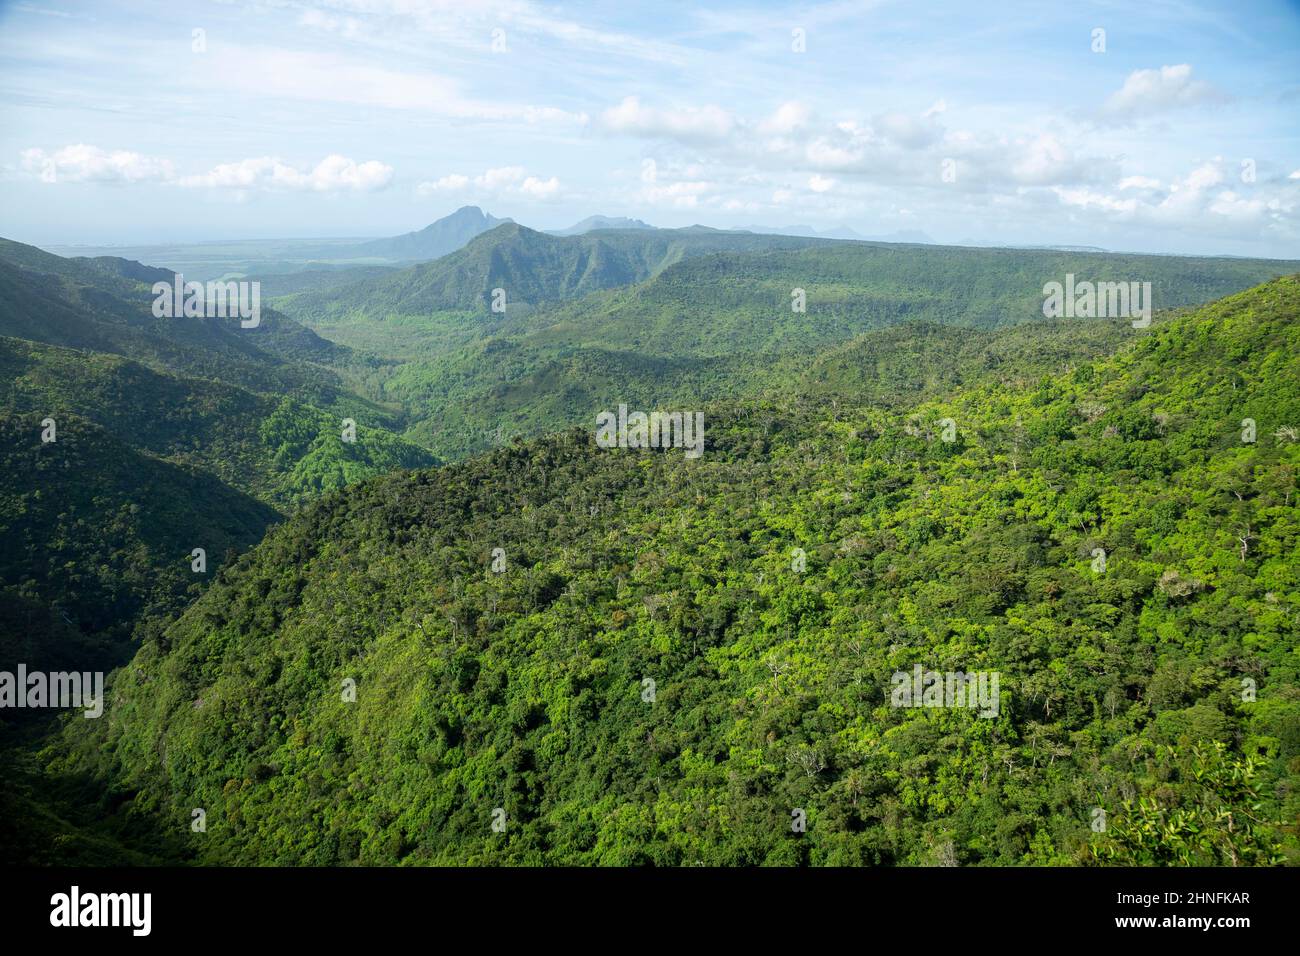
[277,227,1298,461]
[37,275,1299,866]
[0,244,439,676]
[0,411,278,671]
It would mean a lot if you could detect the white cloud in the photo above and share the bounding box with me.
[21,144,174,183]
[1011,134,1089,186]
[1052,186,1139,216]
[630,158,713,208]
[179,155,393,192]
[808,174,836,193]
[520,175,560,198]
[758,101,811,136]
[21,146,393,193]
[1102,64,1225,120]
[601,96,735,143]
[874,111,940,149]
[642,179,711,208]
[1118,176,1162,190]
[1051,157,1297,241]
[417,165,562,200]
[424,173,471,192]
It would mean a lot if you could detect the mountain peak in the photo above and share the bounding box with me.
[359,207,511,261]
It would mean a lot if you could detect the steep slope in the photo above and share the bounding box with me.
[0,239,363,410]
[0,237,173,290]
[0,411,280,671]
[47,276,1300,866]
[508,242,1299,355]
[0,336,438,510]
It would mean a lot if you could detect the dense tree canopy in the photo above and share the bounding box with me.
[34,275,1299,866]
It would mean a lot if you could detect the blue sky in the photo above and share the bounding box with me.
[1,0,1298,256]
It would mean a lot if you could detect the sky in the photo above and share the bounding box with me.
[1,0,1298,257]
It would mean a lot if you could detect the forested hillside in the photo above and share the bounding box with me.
[383,317,1136,460]
[275,228,1298,461]
[0,240,365,409]
[0,411,279,672]
[0,243,439,683]
[44,275,1299,866]
[0,336,436,510]
[284,223,835,322]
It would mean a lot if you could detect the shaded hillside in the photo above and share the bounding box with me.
[0,239,360,410]
[0,336,438,510]
[507,242,1299,356]
[0,412,279,671]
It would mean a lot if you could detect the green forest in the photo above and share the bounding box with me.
[0,226,1297,866]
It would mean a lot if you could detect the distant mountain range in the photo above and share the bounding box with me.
[53,210,1145,288]
[42,209,943,282]
[550,215,655,236]
[739,223,935,244]
[959,239,1110,253]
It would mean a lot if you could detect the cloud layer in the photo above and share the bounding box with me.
[21,147,393,193]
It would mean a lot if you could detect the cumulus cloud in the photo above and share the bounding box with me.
[1010,134,1094,186]
[757,101,811,136]
[642,178,711,207]
[598,94,1119,198]
[631,157,712,208]
[417,165,561,200]
[1052,157,1296,240]
[519,175,561,198]
[1118,175,1162,190]
[21,146,393,193]
[21,144,174,183]
[873,111,941,149]
[601,95,735,143]
[1102,64,1226,121]
[178,154,393,191]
